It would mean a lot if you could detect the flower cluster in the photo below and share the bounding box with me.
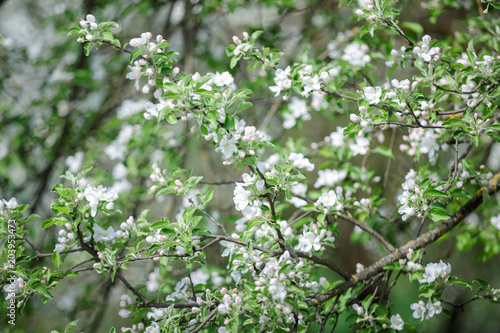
[410,300,442,321]
[269,66,292,97]
[413,35,440,62]
[315,188,345,213]
[233,172,265,212]
[217,287,243,314]
[328,39,371,67]
[0,198,19,217]
[54,223,75,252]
[400,127,444,162]
[314,169,347,188]
[83,184,119,217]
[126,32,169,93]
[397,169,428,221]
[390,314,405,331]
[294,223,335,252]
[419,260,451,284]
[288,152,314,171]
[78,14,98,42]
[362,86,383,105]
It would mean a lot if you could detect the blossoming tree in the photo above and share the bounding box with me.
[1,0,500,332]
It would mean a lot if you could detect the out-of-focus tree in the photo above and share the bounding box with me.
[1,0,500,332]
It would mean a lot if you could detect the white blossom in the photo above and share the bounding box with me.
[410,301,426,321]
[363,86,382,105]
[269,66,292,96]
[314,169,347,188]
[295,230,321,252]
[342,42,371,66]
[419,260,451,284]
[426,301,442,318]
[212,71,234,87]
[94,225,116,242]
[390,314,404,330]
[83,185,119,217]
[349,136,370,156]
[233,184,251,211]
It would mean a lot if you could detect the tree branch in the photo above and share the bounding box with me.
[307,173,500,305]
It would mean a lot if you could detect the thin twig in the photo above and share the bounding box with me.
[191,307,218,333]
[385,18,415,46]
[307,173,500,305]
[338,214,395,252]
[321,88,359,101]
[115,272,149,304]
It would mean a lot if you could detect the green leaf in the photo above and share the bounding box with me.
[450,278,473,290]
[64,320,79,333]
[250,30,263,41]
[52,251,61,269]
[487,131,500,143]
[428,206,451,222]
[165,113,178,124]
[195,89,215,99]
[473,279,490,291]
[230,55,241,69]
[43,217,68,229]
[223,114,235,130]
[151,219,171,228]
[383,262,401,271]
[373,146,395,159]
[99,21,120,30]
[204,190,214,204]
[424,189,449,199]
[33,283,54,302]
[235,102,253,114]
[67,27,85,38]
[362,294,374,311]
[443,118,466,128]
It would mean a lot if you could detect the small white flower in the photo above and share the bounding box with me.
[94,225,116,242]
[363,86,382,105]
[390,314,404,331]
[410,301,426,321]
[233,184,251,211]
[349,136,370,156]
[317,190,338,208]
[295,231,321,252]
[217,137,238,159]
[212,71,234,87]
[426,301,442,318]
[145,322,161,333]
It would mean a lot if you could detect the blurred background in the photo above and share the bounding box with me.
[1,0,499,331]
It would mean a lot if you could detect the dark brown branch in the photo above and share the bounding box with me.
[384,18,415,46]
[115,272,149,304]
[441,297,482,309]
[307,173,500,305]
[135,302,199,309]
[406,102,423,127]
[191,307,218,333]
